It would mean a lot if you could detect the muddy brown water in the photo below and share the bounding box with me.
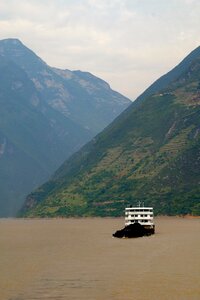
[0,217,200,300]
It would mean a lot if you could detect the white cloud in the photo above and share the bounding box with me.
[0,0,200,99]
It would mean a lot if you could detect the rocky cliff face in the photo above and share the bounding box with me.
[21,46,200,217]
[0,39,130,134]
[0,38,130,216]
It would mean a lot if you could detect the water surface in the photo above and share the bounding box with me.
[0,217,200,300]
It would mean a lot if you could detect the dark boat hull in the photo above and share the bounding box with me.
[113,223,155,238]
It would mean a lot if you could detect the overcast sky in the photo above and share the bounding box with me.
[1,0,200,100]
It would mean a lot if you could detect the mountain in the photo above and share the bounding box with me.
[21,45,200,217]
[0,38,130,216]
[0,39,130,134]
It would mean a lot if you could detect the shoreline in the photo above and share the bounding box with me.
[1,215,200,221]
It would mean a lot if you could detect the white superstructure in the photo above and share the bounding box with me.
[125,204,154,228]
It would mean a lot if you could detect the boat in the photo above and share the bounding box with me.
[113,202,155,238]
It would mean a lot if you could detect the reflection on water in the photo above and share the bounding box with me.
[0,217,200,300]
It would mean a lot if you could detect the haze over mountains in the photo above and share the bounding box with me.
[0,38,130,216]
[22,45,200,217]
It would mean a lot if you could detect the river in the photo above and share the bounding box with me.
[0,217,199,300]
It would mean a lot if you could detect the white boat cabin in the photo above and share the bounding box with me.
[125,204,154,227]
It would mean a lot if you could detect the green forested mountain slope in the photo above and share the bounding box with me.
[21,47,200,217]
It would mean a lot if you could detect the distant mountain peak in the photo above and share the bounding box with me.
[0,38,47,71]
[0,38,26,51]
[0,38,130,217]
[0,38,22,45]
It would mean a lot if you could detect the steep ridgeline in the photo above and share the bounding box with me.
[0,39,130,216]
[22,46,200,217]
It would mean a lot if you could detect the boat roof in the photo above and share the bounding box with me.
[125,206,153,209]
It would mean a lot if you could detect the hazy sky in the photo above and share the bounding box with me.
[1,0,200,100]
